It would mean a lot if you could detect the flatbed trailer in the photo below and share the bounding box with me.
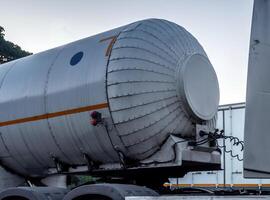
[127,196,270,200]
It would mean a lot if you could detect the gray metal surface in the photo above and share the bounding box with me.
[244,0,270,178]
[0,19,219,179]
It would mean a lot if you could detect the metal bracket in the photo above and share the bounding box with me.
[83,153,100,172]
[51,156,69,173]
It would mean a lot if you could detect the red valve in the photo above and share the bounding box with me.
[91,111,98,119]
[91,119,98,126]
[90,111,102,126]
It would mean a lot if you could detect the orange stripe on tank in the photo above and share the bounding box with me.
[105,36,117,56]
[99,35,118,56]
[0,102,108,127]
[99,35,117,43]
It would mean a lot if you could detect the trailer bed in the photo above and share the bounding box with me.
[127,196,270,200]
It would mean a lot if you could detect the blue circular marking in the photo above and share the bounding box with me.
[70,51,84,66]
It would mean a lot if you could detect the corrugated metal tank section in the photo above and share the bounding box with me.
[0,19,219,177]
[169,103,270,189]
[107,20,219,159]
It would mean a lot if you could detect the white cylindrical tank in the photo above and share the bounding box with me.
[0,19,219,177]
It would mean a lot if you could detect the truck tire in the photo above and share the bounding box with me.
[63,184,158,200]
[0,187,68,200]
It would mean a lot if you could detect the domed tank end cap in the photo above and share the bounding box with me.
[177,54,220,122]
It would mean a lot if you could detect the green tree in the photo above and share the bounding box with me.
[0,26,32,64]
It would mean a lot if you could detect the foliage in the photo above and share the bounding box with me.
[0,26,32,64]
[0,26,4,38]
[68,175,96,188]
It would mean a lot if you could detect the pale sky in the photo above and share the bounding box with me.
[0,0,254,105]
